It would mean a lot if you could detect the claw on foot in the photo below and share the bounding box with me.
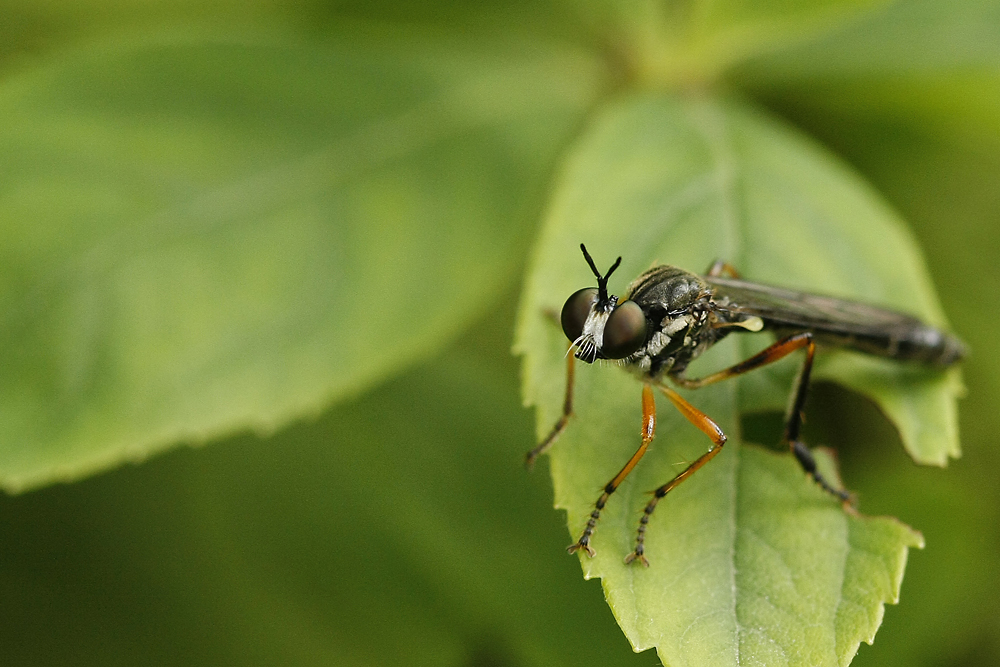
[567,541,596,557]
[624,550,650,567]
[822,481,857,511]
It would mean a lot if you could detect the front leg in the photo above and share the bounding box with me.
[626,382,727,566]
[525,349,575,469]
[568,383,656,557]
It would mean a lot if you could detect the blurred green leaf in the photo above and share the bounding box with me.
[516,93,950,665]
[733,0,1000,143]
[736,0,1000,79]
[0,308,652,667]
[0,0,581,65]
[0,32,605,491]
[563,0,890,84]
[0,0,310,62]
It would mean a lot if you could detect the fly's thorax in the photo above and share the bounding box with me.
[618,265,718,377]
[624,265,710,310]
[632,304,718,377]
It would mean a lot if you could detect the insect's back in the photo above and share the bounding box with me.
[706,276,965,367]
[622,266,719,377]
[627,265,712,313]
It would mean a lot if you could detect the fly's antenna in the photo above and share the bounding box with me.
[580,243,621,302]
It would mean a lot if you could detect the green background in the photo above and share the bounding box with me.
[0,1,997,665]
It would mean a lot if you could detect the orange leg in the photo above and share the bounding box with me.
[625,383,726,566]
[525,349,575,469]
[671,332,813,390]
[568,383,657,557]
[672,332,850,501]
[625,334,854,566]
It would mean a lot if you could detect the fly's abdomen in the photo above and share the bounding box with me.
[706,276,967,368]
[811,323,966,367]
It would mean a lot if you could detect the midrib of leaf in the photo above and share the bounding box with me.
[621,97,859,664]
[685,99,742,263]
[685,97,750,664]
[614,99,744,632]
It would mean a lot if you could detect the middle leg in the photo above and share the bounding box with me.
[673,332,853,503]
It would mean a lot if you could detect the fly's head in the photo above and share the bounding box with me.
[560,244,648,364]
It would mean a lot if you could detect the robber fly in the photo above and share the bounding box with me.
[527,244,965,567]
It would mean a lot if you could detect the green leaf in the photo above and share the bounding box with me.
[0,32,604,491]
[516,93,951,665]
[731,0,1000,147]
[565,0,891,84]
[735,0,1000,79]
[0,311,652,667]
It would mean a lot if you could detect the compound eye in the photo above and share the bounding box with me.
[560,288,598,342]
[603,300,647,359]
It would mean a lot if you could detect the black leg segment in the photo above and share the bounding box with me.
[525,349,575,469]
